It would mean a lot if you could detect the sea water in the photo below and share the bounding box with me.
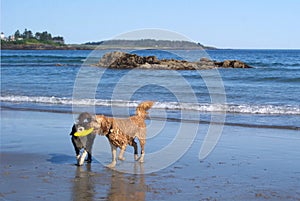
[1,49,299,130]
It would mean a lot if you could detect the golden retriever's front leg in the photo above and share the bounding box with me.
[118,145,126,161]
[107,143,117,168]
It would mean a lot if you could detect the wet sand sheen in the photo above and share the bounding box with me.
[2,105,299,131]
[1,109,300,200]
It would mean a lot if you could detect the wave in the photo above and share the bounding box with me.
[248,61,300,68]
[252,76,300,83]
[1,63,82,67]
[1,55,86,59]
[1,55,86,66]
[1,95,299,115]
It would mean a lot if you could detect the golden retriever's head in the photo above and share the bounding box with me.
[95,115,112,136]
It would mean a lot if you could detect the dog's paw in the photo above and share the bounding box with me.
[106,161,117,168]
[118,156,125,161]
[78,160,85,166]
[139,154,145,163]
[77,161,84,166]
[76,155,81,164]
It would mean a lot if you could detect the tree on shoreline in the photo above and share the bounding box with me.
[4,28,64,44]
[35,31,52,41]
[14,30,21,39]
[22,29,33,39]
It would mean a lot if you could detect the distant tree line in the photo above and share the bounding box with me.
[12,28,64,44]
[84,39,207,49]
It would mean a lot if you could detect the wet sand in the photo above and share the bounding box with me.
[1,109,300,200]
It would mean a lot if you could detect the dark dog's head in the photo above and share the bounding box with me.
[74,112,114,136]
[74,112,101,135]
[75,112,93,132]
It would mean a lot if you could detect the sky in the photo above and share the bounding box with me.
[1,0,299,49]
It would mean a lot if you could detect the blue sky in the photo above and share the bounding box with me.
[1,0,299,49]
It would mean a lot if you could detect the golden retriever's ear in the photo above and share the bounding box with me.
[95,115,103,124]
[96,115,111,135]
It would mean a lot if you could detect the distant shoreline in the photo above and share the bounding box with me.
[1,39,217,50]
[1,43,92,50]
[2,46,299,51]
[1,44,216,50]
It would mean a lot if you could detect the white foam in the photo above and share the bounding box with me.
[1,95,299,115]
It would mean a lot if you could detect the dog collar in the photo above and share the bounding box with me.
[74,128,94,137]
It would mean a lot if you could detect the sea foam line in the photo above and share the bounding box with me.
[1,95,299,115]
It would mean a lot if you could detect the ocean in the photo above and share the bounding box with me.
[1,49,300,130]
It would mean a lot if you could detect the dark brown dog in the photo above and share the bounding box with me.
[70,112,96,166]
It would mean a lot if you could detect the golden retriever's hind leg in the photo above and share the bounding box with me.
[138,138,146,163]
[107,143,117,168]
[118,145,126,161]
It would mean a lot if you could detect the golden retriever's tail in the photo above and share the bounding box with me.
[136,101,154,118]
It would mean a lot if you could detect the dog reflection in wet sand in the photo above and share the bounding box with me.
[108,164,146,201]
[74,101,154,168]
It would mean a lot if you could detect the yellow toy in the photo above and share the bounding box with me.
[74,128,94,137]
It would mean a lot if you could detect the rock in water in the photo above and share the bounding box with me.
[97,51,127,67]
[96,51,252,70]
[213,60,252,68]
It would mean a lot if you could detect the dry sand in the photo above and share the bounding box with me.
[1,109,300,200]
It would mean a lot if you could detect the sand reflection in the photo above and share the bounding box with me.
[72,163,147,201]
[72,164,95,201]
[107,163,146,201]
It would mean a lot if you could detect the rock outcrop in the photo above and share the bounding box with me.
[214,60,251,68]
[96,51,252,70]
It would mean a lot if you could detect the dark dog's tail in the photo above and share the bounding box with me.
[135,101,154,118]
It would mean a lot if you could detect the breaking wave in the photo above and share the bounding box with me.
[1,95,299,115]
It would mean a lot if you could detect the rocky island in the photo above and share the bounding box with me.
[95,51,252,70]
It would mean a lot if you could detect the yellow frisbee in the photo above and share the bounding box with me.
[74,128,94,137]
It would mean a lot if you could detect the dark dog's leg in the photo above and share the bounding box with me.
[87,152,92,163]
[132,139,139,161]
[70,125,81,162]
[71,137,81,162]
[86,134,96,163]
[70,125,86,166]
[138,138,146,163]
[78,150,87,166]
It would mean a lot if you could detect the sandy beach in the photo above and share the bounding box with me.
[1,109,300,201]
